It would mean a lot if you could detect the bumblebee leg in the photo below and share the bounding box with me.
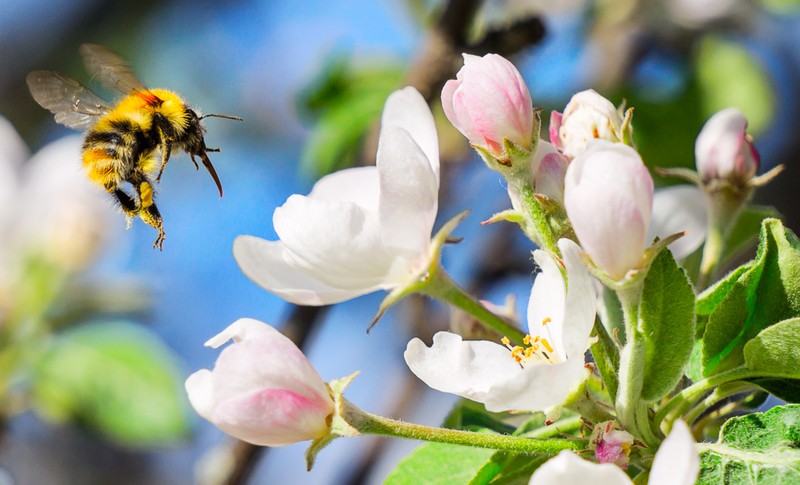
[136,179,166,250]
[156,141,173,183]
[113,188,139,217]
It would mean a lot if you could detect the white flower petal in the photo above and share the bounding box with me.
[649,185,707,260]
[233,235,382,305]
[274,194,397,287]
[377,127,438,256]
[405,332,588,412]
[528,248,567,359]
[185,369,216,420]
[559,239,597,358]
[529,450,632,485]
[405,332,520,401]
[308,166,380,211]
[649,420,700,485]
[381,87,439,180]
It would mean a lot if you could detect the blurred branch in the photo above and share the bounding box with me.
[363,0,545,163]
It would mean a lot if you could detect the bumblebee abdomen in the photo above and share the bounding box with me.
[82,115,159,189]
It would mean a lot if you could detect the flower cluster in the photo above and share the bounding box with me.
[185,52,790,485]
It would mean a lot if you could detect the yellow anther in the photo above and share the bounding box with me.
[523,335,532,345]
[541,338,554,353]
[542,317,551,326]
[501,336,511,346]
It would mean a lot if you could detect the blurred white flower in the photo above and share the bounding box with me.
[529,420,699,485]
[648,185,707,260]
[404,239,595,412]
[234,87,440,305]
[185,318,334,446]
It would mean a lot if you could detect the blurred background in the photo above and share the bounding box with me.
[0,0,799,483]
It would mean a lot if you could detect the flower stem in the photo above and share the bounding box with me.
[697,186,750,289]
[342,399,587,455]
[515,182,560,256]
[422,267,527,344]
[652,366,759,435]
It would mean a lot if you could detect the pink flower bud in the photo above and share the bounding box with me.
[695,107,759,185]
[532,141,569,204]
[185,319,334,447]
[552,90,626,158]
[564,141,654,280]
[441,53,534,156]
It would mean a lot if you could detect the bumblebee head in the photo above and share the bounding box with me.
[178,109,242,198]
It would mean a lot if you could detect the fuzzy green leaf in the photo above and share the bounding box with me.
[697,405,800,484]
[638,249,696,401]
[384,441,496,485]
[743,318,800,402]
[31,321,190,448]
[722,205,782,268]
[702,219,800,376]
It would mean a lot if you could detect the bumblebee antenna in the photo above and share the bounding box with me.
[200,113,243,122]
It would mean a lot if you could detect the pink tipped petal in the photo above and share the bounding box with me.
[211,388,333,447]
[233,235,381,305]
[565,141,654,280]
[529,450,632,485]
[649,185,707,260]
[558,90,625,158]
[441,79,461,136]
[308,166,380,211]
[377,127,439,256]
[695,107,757,183]
[381,87,439,179]
[649,421,700,485]
[549,111,565,150]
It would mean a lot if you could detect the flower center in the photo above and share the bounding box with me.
[501,318,559,366]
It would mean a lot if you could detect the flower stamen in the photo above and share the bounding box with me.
[501,331,557,367]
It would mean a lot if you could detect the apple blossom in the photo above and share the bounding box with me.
[185,318,335,447]
[404,239,595,412]
[695,107,759,185]
[233,87,439,305]
[441,53,535,158]
[532,141,569,204]
[564,141,654,281]
[529,420,699,485]
[551,89,632,159]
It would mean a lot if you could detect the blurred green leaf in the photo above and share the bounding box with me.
[32,321,190,448]
[722,205,782,269]
[696,36,774,135]
[297,53,403,177]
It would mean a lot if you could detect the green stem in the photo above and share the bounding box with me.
[652,367,759,434]
[344,400,587,455]
[697,186,750,289]
[682,381,757,427]
[614,283,658,445]
[516,182,560,256]
[422,267,527,344]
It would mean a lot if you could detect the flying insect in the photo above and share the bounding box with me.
[26,43,240,250]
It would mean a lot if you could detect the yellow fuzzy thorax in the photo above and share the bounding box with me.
[96,88,190,134]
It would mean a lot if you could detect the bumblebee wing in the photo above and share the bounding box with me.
[79,43,146,94]
[26,70,111,131]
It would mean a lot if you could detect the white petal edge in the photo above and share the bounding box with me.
[377,126,438,256]
[529,450,632,485]
[381,87,439,181]
[308,166,380,212]
[649,185,707,260]
[233,235,381,305]
[185,369,216,421]
[649,420,700,485]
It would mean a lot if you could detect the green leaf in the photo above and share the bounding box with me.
[686,340,704,382]
[697,405,800,484]
[442,399,516,435]
[638,249,696,401]
[702,219,800,376]
[32,321,190,448]
[722,205,782,269]
[469,453,547,485]
[695,262,753,338]
[743,318,800,401]
[297,54,403,177]
[384,441,496,485]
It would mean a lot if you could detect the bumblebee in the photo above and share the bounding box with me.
[26,43,240,250]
